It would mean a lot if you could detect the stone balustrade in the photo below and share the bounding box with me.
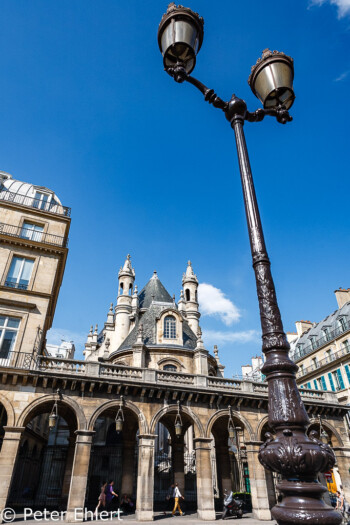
[0,352,340,405]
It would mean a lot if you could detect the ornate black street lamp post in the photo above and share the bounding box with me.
[157,5,341,524]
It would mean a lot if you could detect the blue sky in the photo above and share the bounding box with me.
[1,0,349,376]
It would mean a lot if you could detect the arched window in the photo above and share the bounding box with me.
[185,289,190,301]
[129,283,132,296]
[119,282,124,295]
[164,316,176,339]
[163,364,177,372]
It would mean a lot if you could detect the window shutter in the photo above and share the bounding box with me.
[336,369,345,390]
[328,373,336,392]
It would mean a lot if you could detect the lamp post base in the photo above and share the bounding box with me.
[272,480,342,525]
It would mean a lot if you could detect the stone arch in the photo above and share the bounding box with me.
[150,404,204,437]
[205,408,254,440]
[17,394,86,430]
[0,392,15,427]
[308,417,344,447]
[157,357,184,369]
[88,399,149,434]
[256,415,270,442]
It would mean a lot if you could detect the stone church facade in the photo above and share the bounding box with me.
[0,174,350,522]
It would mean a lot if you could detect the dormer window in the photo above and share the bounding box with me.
[34,191,50,210]
[164,315,176,339]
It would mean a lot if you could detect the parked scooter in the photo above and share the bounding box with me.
[221,490,243,520]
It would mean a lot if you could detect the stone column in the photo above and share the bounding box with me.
[333,447,350,501]
[136,434,156,521]
[216,444,232,495]
[66,430,95,523]
[246,441,271,520]
[62,437,76,499]
[121,440,136,496]
[0,426,25,524]
[172,436,185,493]
[194,437,216,521]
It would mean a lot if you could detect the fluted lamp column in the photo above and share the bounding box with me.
[157,4,341,524]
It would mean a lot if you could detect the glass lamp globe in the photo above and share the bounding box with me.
[175,421,183,437]
[49,413,58,429]
[158,3,204,75]
[115,416,124,432]
[248,49,295,110]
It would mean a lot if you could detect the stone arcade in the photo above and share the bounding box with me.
[0,175,350,522]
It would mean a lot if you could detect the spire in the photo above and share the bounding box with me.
[86,325,93,344]
[213,345,225,377]
[183,260,198,285]
[118,254,135,278]
[92,324,98,343]
[105,303,115,330]
[132,285,139,314]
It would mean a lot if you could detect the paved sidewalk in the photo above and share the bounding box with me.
[8,511,276,524]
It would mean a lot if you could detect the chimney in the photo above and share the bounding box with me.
[295,320,313,337]
[334,288,350,309]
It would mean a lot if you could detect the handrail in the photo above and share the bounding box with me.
[0,190,71,217]
[296,344,350,378]
[0,222,68,247]
[294,319,350,361]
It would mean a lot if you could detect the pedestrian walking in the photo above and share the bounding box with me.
[105,480,119,513]
[95,481,107,517]
[172,483,185,516]
[164,484,175,515]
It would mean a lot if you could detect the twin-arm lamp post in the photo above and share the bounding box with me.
[157,4,341,525]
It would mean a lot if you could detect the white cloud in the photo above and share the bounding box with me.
[202,329,260,345]
[310,0,350,18]
[334,71,349,81]
[46,328,86,349]
[198,283,241,326]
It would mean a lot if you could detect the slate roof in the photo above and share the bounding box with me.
[138,271,173,309]
[290,301,350,360]
[116,273,197,352]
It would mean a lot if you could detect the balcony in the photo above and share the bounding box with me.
[296,343,350,379]
[0,222,68,248]
[0,190,71,217]
[294,319,350,361]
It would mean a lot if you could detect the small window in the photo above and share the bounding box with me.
[21,222,44,242]
[0,316,20,359]
[164,315,176,339]
[5,256,34,290]
[163,364,177,372]
[185,289,190,301]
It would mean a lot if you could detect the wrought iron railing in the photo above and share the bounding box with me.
[296,343,350,379]
[4,280,28,290]
[0,190,71,217]
[294,319,350,361]
[0,223,68,247]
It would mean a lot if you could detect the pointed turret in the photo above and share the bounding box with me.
[105,303,115,331]
[114,255,136,349]
[83,325,93,359]
[182,261,200,334]
[132,285,139,315]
